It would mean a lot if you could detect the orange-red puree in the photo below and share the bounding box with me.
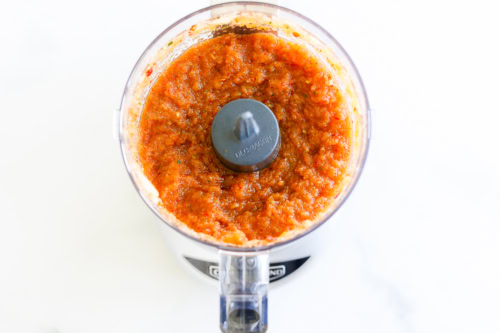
[139,33,351,245]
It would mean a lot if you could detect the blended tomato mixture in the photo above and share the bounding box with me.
[139,32,352,245]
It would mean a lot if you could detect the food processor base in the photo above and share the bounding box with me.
[156,220,326,285]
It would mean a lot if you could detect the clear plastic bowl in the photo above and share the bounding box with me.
[118,2,370,332]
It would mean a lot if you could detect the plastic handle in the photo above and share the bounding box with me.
[219,251,269,333]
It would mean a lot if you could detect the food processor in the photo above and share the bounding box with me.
[117,2,370,332]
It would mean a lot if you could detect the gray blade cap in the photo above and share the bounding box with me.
[211,99,281,172]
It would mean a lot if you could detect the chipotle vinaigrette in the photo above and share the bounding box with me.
[139,32,352,245]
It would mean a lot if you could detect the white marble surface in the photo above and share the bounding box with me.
[1,0,499,332]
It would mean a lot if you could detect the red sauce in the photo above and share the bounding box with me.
[139,33,352,245]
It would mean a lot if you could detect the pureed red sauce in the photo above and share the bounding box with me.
[139,32,352,245]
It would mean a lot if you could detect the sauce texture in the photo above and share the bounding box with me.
[139,33,352,245]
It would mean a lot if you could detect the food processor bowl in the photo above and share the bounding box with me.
[118,2,370,332]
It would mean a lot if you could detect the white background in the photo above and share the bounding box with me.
[1,0,499,332]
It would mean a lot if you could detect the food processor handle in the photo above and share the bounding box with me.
[219,251,269,333]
